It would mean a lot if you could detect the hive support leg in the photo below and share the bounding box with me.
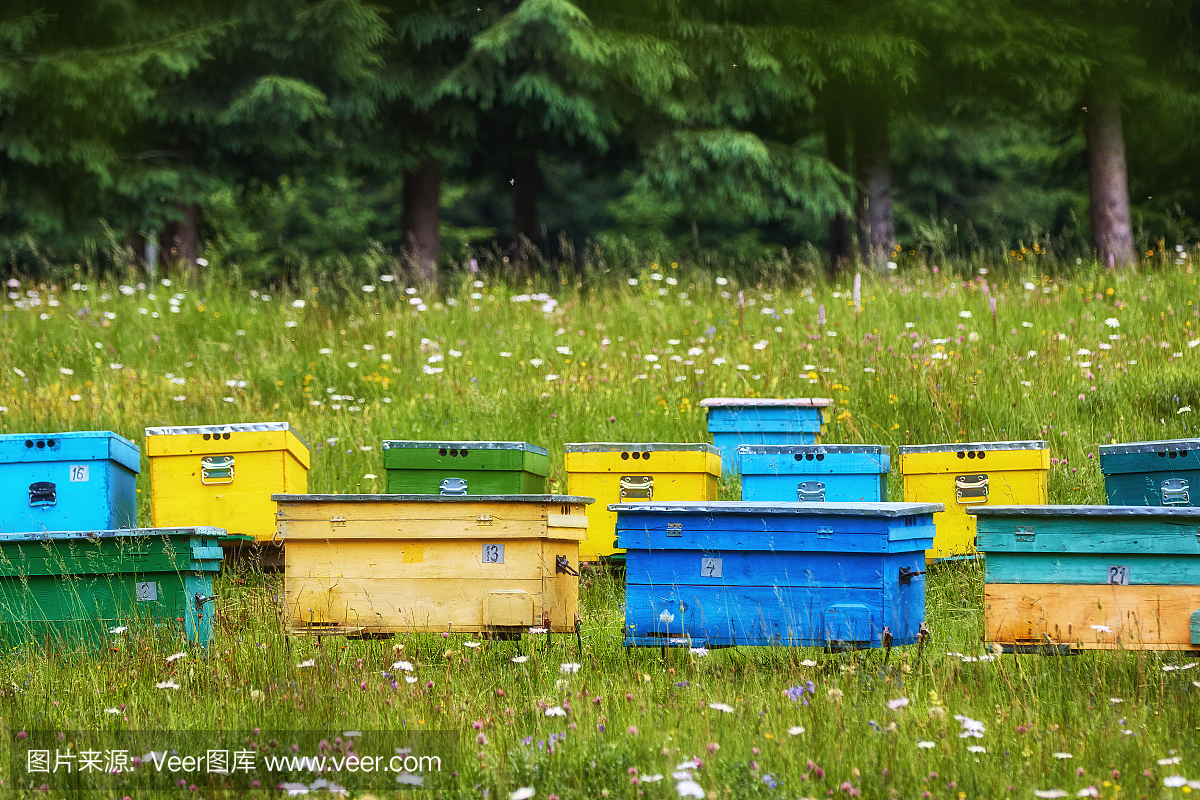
[543,613,552,654]
[882,626,893,666]
[574,614,583,661]
[917,622,931,662]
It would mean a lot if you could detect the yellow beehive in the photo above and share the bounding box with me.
[564,443,721,561]
[145,422,309,542]
[898,440,1049,560]
[275,493,592,635]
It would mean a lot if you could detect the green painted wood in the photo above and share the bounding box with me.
[985,553,1200,585]
[383,469,545,495]
[381,443,549,476]
[976,516,1200,555]
[1103,470,1200,507]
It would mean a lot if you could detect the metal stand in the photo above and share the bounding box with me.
[574,613,583,660]
[916,622,931,661]
[881,626,894,665]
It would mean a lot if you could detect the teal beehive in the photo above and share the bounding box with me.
[1099,439,1200,507]
[738,444,890,502]
[0,432,139,535]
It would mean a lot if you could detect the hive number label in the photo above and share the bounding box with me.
[69,465,89,482]
[700,557,722,578]
[135,581,158,602]
[1106,565,1130,586]
[482,543,504,564]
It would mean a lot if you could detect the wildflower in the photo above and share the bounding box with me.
[628,726,638,735]
[1158,757,1182,766]
[887,697,909,710]
[788,726,805,735]
[545,707,567,717]
[166,652,186,664]
[753,339,769,350]
[967,746,985,753]
[156,680,180,690]
[763,775,778,789]
[1104,318,1120,328]
[1180,407,1192,414]
[1077,789,1099,798]
[560,663,582,674]
[801,659,817,667]
[1164,777,1188,788]
[917,741,935,749]
[1053,752,1073,759]
[628,278,638,286]
[510,788,536,800]
[292,300,306,309]
[689,648,709,657]
[954,715,985,738]
[297,659,315,668]
[1033,791,1068,799]
[463,641,480,649]
[708,703,734,713]
[676,780,704,798]
[659,610,675,624]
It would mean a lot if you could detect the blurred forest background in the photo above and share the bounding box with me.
[3,0,1200,281]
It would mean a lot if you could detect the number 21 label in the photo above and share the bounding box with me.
[482,543,504,564]
[1107,565,1129,586]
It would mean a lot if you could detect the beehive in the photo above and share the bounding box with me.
[738,444,889,502]
[0,431,139,534]
[564,443,721,562]
[1100,438,1200,507]
[698,398,832,476]
[615,501,940,649]
[145,422,309,543]
[0,527,224,649]
[275,494,592,636]
[381,441,549,495]
[898,440,1048,560]
[973,505,1200,653]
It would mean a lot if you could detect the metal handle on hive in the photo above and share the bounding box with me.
[954,473,989,504]
[439,477,468,496]
[28,481,56,507]
[619,475,653,500]
[1162,478,1190,506]
[797,481,826,502]
[898,566,926,586]
[200,455,235,485]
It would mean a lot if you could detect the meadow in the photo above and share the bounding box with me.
[1,255,1200,799]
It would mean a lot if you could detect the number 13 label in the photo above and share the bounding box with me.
[69,465,89,482]
[700,557,722,578]
[1107,565,1130,586]
[482,543,504,564]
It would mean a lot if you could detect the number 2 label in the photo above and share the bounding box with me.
[482,543,504,564]
[1107,565,1130,586]
[69,465,89,482]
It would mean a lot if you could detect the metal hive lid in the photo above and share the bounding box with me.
[273,493,592,504]
[699,397,833,408]
[381,440,549,456]
[608,501,943,517]
[970,505,1200,518]
[737,444,888,455]
[145,422,308,448]
[898,440,1047,454]
[1098,438,1200,455]
[564,442,719,455]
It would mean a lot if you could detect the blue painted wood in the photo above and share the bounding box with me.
[705,406,828,433]
[739,447,889,502]
[972,506,1200,555]
[1099,440,1200,508]
[0,431,139,535]
[618,501,936,648]
[712,432,818,476]
[985,553,1200,585]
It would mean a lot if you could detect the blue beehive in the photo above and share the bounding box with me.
[0,432,140,534]
[738,444,890,502]
[699,398,832,477]
[614,501,940,649]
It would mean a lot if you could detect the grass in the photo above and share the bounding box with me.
[1,258,1199,798]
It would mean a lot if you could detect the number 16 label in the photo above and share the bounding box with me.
[700,557,722,578]
[482,543,504,564]
[1107,565,1129,586]
[69,465,89,482]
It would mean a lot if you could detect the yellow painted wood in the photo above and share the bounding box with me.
[985,583,1200,651]
[900,452,1048,560]
[566,451,720,560]
[146,430,310,467]
[151,449,307,541]
[280,497,582,633]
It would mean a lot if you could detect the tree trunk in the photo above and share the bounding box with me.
[401,158,442,284]
[512,149,542,247]
[853,105,895,272]
[159,203,198,272]
[825,109,853,274]
[1085,92,1136,268]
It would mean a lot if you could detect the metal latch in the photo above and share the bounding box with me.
[898,566,926,586]
[200,455,235,485]
[555,555,579,576]
[620,475,653,500]
[194,593,218,612]
[1162,478,1190,506]
[817,526,833,539]
[28,482,56,507]
[1015,525,1035,543]
[666,522,682,537]
[954,473,989,504]
[797,481,826,502]
[330,515,347,528]
[440,477,468,496]
[477,514,493,526]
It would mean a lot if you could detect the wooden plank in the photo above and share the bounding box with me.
[741,474,887,503]
[279,518,585,541]
[276,500,587,522]
[285,539,552,581]
[150,450,285,540]
[616,526,932,554]
[986,553,1200,585]
[899,450,1050,475]
[977,518,1200,555]
[145,430,293,458]
[624,550,925,590]
[985,583,1200,649]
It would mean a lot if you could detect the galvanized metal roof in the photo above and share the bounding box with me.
[1098,438,1200,455]
[381,440,549,456]
[608,501,943,516]
[145,422,308,447]
[564,442,719,454]
[0,526,228,542]
[273,493,593,504]
[898,440,1046,454]
[737,444,888,455]
[969,505,1200,518]
[699,397,833,408]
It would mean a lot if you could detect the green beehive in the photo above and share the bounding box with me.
[0,527,224,650]
[382,441,549,495]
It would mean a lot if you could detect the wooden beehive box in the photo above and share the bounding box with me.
[145,422,309,543]
[738,444,890,503]
[898,440,1049,560]
[698,398,832,477]
[974,505,1200,653]
[381,441,549,495]
[564,442,721,562]
[615,501,940,649]
[0,527,224,649]
[0,431,139,534]
[1100,438,1200,508]
[275,494,592,636]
